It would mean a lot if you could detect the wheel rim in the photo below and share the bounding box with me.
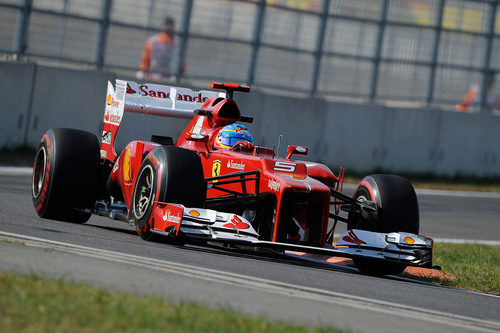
[133,165,155,219]
[348,190,372,230]
[32,146,47,198]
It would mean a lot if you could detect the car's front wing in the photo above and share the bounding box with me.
[149,202,433,269]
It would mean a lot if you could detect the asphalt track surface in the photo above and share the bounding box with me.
[1,171,499,332]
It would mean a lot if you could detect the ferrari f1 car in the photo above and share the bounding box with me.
[32,80,434,276]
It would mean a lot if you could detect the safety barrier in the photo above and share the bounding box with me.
[1,61,499,177]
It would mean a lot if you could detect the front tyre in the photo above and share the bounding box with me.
[131,146,206,241]
[348,174,419,276]
[32,128,100,223]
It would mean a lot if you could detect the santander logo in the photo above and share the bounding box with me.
[131,84,210,103]
[223,215,249,230]
[342,230,366,245]
[227,160,245,171]
[126,84,136,94]
[163,211,182,224]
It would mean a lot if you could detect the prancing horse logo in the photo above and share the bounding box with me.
[212,160,221,182]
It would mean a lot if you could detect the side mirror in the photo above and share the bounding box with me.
[186,133,209,142]
[186,133,210,152]
[286,145,308,160]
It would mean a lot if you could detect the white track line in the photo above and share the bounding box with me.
[415,189,500,199]
[0,166,32,175]
[0,230,499,332]
[433,238,500,246]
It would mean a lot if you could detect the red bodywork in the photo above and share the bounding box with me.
[107,83,342,247]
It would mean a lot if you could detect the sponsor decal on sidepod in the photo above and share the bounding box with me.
[268,179,280,192]
[227,160,245,171]
[212,160,221,177]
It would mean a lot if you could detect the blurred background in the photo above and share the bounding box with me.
[1,0,499,107]
[1,0,500,177]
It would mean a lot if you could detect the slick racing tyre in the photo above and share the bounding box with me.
[32,128,100,223]
[131,146,206,241]
[348,174,419,276]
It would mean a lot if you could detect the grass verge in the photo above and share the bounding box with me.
[343,175,500,193]
[0,272,345,333]
[403,243,500,295]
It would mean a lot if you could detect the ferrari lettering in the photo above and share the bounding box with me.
[274,161,296,172]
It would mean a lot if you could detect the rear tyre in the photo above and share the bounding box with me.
[131,146,206,241]
[32,128,100,223]
[348,174,419,276]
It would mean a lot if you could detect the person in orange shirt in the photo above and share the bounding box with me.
[138,17,185,81]
[456,71,500,113]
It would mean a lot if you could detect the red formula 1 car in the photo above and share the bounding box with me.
[32,80,434,276]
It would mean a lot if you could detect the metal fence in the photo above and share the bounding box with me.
[1,0,499,109]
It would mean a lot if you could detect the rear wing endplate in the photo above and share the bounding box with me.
[100,79,225,161]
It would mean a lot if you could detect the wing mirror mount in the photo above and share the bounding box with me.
[286,145,308,160]
[187,133,210,152]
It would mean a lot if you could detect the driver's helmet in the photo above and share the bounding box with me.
[214,123,254,150]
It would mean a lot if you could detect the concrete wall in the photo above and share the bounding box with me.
[0,62,36,147]
[240,92,500,177]
[25,66,117,145]
[1,61,499,177]
[0,62,116,148]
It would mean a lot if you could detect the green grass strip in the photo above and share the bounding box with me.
[0,272,346,333]
[403,244,500,295]
[343,176,500,193]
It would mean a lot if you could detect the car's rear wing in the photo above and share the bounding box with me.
[100,79,225,161]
